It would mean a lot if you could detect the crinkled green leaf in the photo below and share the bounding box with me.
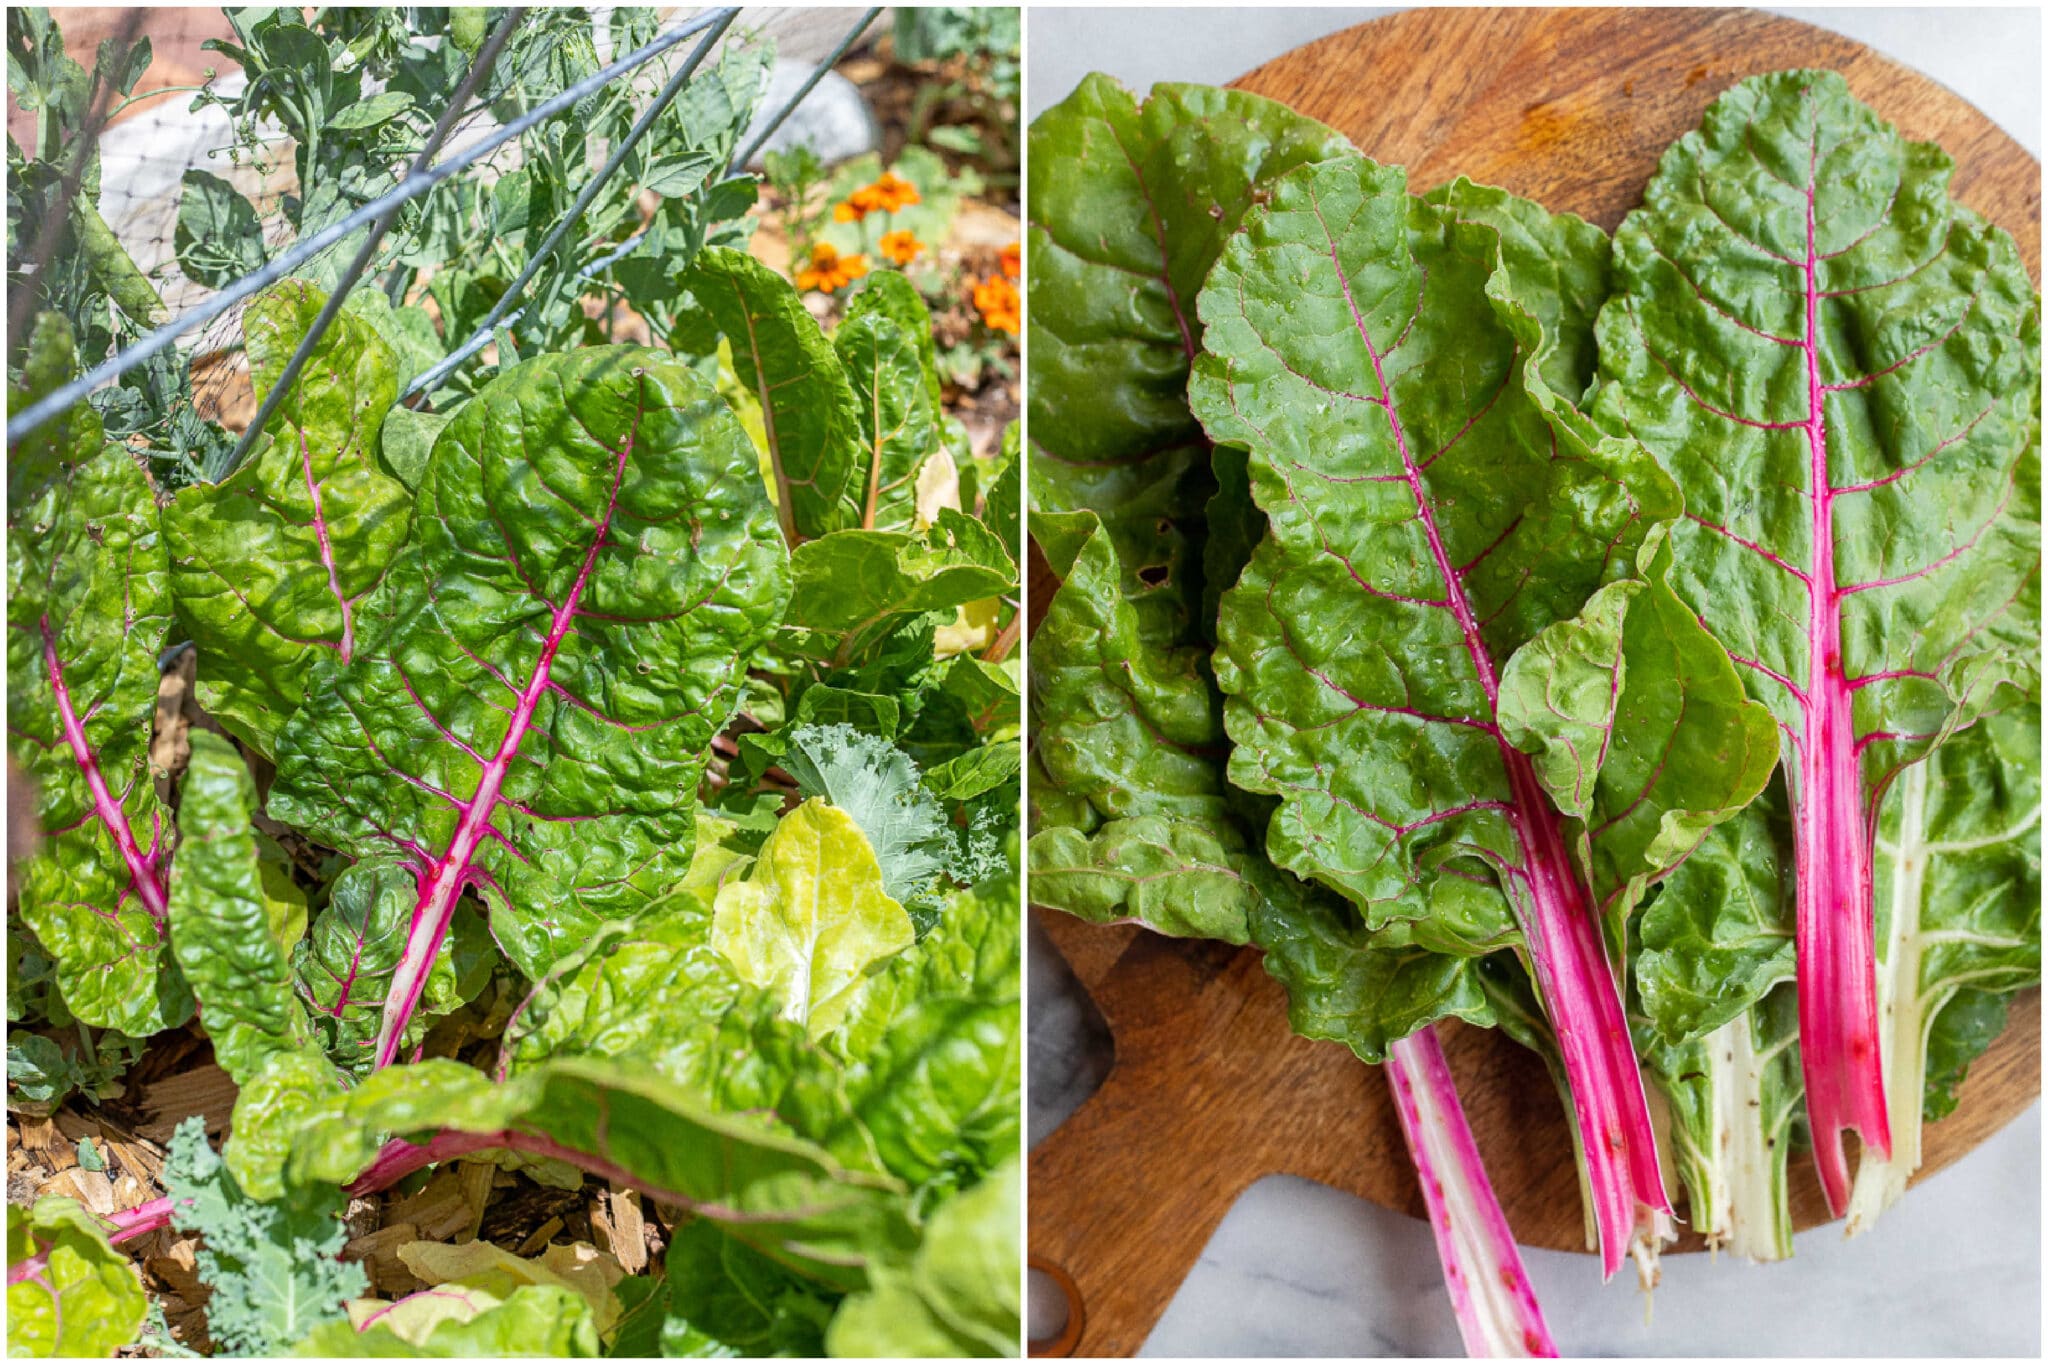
[503,898,803,1115]
[1590,70,2040,1195]
[845,267,944,411]
[285,1056,911,1290]
[1196,158,1681,926]
[836,280,940,534]
[655,1221,830,1357]
[268,347,789,998]
[1026,80,1350,937]
[166,729,315,1083]
[292,858,491,1076]
[167,1114,364,1355]
[1027,815,1255,942]
[1499,524,1780,937]
[7,313,186,1035]
[711,798,916,1038]
[787,513,1016,638]
[224,1046,349,1200]
[1028,77,1349,640]
[792,873,1021,1186]
[923,740,1020,803]
[1028,508,1227,826]
[825,1156,1021,1358]
[1193,156,1692,1275]
[296,1284,600,1357]
[683,246,862,539]
[5,1196,147,1358]
[1847,702,2040,1229]
[164,278,412,753]
[1636,787,1797,1044]
[1252,872,1500,1066]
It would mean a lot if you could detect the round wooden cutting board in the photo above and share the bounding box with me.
[1027,8,2041,1357]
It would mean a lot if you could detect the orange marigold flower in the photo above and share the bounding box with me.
[973,273,1020,336]
[879,229,924,266]
[797,242,870,293]
[833,171,921,224]
[999,240,1020,279]
[866,170,922,213]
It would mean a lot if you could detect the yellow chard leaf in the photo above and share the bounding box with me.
[711,798,915,1037]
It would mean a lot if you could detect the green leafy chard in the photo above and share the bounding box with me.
[711,797,917,1038]
[683,246,864,542]
[166,730,315,1084]
[267,346,789,1067]
[1026,78,1350,937]
[5,1196,149,1357]
[288,1057,910,1292]
[7,314,187,1035]
[1193,158,1778,1278]
[1846,702,2041,1230]
[1590,70,2042,1212]
[164,281,412,753]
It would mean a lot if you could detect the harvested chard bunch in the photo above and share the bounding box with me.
[1028,76,1560,1354]
[1193,153,1779,1280]
[1592,70,2041,1216]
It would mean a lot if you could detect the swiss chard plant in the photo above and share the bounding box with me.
[1026,75,1568,1352]
[1589,69,2041,1217]
[7,235,1019,1354]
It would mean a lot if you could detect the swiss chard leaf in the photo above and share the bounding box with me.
[824,1156,1020,1358]
[1590,70,2042,1209]
[1192,158,1736,1277]
[166,730,315,1084]
[5,1196,147,1358]
[1846,701,2040,1230]
[165,279,412,753]
[654,1222,830,1358]
[291,857,492,1077]
[268,346,789,1066]
[285,1056,912,1291]
[7,313,187,1035]
[1025,79,1350,937]
[682,246,863,541]
[836,279,942,534]
[710,798,916,1039]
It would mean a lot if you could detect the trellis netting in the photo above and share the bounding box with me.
[8,5,882,481]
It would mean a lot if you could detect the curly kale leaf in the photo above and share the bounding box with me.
[165,1116,364,1356]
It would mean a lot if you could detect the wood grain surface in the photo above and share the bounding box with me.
[1027,8,2042,1357]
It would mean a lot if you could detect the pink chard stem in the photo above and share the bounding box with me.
[1359,269,1671,1283]
[42,619,167,919]
[1387,1027,1557,1358]
[373,437,633,1069]
[1503,754,1673,1281]
[1794,121,1890,1214]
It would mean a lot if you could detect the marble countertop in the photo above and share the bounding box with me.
[1025,7,2042,1356]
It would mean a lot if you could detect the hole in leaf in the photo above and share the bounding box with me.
[1137,564,1170,588]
